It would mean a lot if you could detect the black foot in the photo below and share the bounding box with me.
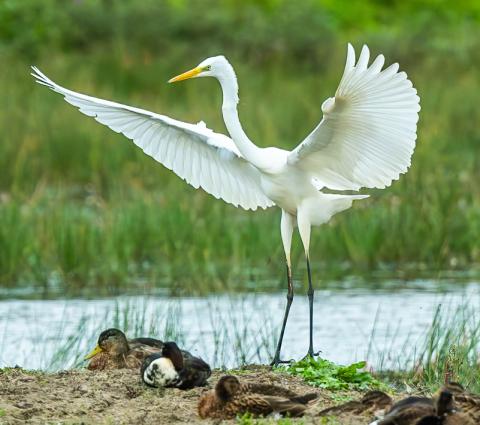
[302,350,321,361]
[270,357,295,367]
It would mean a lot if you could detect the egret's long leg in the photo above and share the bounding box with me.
[298,211,319,359]
[271,211,295,367]
[306,255,315,357]
[271,264,294,366]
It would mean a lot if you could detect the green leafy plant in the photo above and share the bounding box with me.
[283,356,387,391]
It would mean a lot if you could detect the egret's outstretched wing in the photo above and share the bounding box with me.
[288,44,420,190]
[31,67,274,210]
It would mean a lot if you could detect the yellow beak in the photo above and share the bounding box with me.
[84,344,103,360]
[168,66,203,83]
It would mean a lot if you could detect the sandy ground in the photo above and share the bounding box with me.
[0,365,375,424]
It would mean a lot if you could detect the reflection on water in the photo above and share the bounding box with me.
[0,280,479,371]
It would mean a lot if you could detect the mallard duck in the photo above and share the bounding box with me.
[197,375,317,419]
[416,388,476,425]
[85,328,164,370]
[434,383,480,424]
[370,396,436,425]
[318,390,392,417]
[141,341,211,389]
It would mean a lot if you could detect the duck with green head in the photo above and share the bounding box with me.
[85,328,164,370]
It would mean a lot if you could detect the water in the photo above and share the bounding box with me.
[0,280,479,371]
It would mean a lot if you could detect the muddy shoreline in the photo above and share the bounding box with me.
[0,365,384,424]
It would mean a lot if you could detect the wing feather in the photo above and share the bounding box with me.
[288,44,420,191]
[31,67,274,210]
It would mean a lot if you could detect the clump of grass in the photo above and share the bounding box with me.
[374,303,480,394]
[282,356,387,391]
[410,308,480,392]
[0,367,42,376]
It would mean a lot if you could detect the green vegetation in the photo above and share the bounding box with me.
[237,414,303,425]
[23,297,278,370]
[1,1,480,293]
[378,303,480,394]
[283,357,386,391]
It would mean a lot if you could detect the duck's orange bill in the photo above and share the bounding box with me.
[168,66,202,83]
[84,344,103,360]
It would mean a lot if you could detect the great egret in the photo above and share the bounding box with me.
[31,44,420,365]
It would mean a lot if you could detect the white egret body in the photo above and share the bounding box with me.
[32,44,420,364]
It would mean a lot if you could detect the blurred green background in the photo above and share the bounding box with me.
[1,0,479,295]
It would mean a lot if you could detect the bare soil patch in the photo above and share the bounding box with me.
[0,366,375,424]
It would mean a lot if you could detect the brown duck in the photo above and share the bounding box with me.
[416,388,476,425]
[434,383,479,424]
[374,395,436,425]
[198,375,317,419]
[85,328,164,370]
[317,390,392,418]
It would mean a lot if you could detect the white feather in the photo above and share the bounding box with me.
[143,357,179,387]
[287,43,420,191]
[30,67,274,211]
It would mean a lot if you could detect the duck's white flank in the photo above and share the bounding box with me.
[143,357,179,387]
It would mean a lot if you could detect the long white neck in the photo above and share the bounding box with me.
[217,66,267,170]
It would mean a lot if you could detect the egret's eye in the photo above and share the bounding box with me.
[203,65,211,71]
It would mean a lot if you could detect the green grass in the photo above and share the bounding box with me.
[1,2,480,292]
[1,51,480,293]
[378,303,480,394]
[237,414,304,425]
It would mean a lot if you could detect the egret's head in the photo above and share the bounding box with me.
[168,56,231,83]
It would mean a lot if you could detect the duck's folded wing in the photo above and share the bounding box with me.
[289,392,319,404]
[233,395,274,417]
[243,383,298,398]
[317,400,363,416]
[287,44,420,191]
[130,337,164,349]
[261,395,308,417]
[182,350,211,372]
[31,67,274,211]
[244,382,317,404]
[178,356,212,389]
[190,356,211,374]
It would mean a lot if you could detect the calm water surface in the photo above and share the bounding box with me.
[1,279,479,370]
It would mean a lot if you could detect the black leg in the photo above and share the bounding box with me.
[270,263,294,366]
[306,256,318,358]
